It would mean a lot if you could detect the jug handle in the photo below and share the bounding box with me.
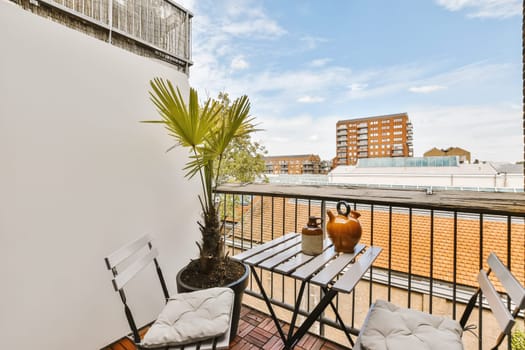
[336,201,350,216]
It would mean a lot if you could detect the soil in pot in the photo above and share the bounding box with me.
[179,258,246,288]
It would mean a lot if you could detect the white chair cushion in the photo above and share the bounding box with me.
[356,300,463,350]
[142,287,234,348]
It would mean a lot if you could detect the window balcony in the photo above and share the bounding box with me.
[16,0,193,72]
[216,184,525,350]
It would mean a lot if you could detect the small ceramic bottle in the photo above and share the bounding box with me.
[302,216,323,255]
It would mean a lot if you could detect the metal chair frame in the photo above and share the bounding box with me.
[104,235,231,350]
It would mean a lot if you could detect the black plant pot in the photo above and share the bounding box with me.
[175,261,250,341]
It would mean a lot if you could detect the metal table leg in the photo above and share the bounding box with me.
[323,287,355,346]
[286,288,338,349]
[249,265,287,343]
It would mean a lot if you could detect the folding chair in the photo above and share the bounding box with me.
[355,252,525,350]
[104,235,234,349]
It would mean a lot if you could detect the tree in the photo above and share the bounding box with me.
[215,92,268,184]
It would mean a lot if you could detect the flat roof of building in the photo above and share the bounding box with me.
[264,154,319,160]
[337,112,408,124]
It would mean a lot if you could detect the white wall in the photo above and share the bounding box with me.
[0,1,202,348]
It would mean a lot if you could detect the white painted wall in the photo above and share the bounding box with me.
[0,1,201,348]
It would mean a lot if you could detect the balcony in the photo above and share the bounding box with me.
[4,1,525,349]
[14,0,193,72]
[216,183,525,350]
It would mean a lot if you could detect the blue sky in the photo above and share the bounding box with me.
[177,0,522,162]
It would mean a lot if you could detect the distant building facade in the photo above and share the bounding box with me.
[336,113,413,166]
[328,156,524,190]
[424,147,471,163]
[264,154,323,174]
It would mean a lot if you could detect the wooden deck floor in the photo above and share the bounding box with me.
[104,305,350,350]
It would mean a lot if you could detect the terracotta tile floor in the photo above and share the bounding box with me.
[231,306,350,350]
[104,305,350,350]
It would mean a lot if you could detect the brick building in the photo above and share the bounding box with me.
[264,154,322,174]
[336,113,413,166]
[424,147,471,163]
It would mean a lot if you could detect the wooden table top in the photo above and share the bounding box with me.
[232,233,382,293]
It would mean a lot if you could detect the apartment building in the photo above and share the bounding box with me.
[264,154,322,174]
[336,113,413,166]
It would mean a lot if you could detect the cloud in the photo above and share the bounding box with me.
[435,0,520,18]
[255,114,341,160]
[408,85,447,93]
[222,18,285,37]
[300,36,329,50]
[231,56,249,70]
[411,104,522,162]
[310,58,332,67]
[174,0,196,11]
[297,96,325,103]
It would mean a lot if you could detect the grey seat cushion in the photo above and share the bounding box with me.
[355,299,463,350]
[142,287,234,348]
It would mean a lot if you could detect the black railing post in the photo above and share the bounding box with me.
[408,207,413,308]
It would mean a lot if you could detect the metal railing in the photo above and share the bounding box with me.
[217,185,524,350]
[29,0,192,69]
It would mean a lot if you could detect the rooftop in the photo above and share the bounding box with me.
[337,112,409,125]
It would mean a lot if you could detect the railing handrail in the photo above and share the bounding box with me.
[216,183,525,217]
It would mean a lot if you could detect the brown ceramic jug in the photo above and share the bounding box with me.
[326,201,362,253]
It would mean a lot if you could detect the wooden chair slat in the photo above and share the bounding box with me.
[488,252,525,309]
[105,234,152,269]
[478,270,515,335]
[112,248,158,291]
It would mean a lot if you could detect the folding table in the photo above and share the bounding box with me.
[232,232,382,349]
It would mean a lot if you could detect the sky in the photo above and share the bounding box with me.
[176,0,522,163]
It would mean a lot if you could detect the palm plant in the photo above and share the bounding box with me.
[145,78,257,274]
